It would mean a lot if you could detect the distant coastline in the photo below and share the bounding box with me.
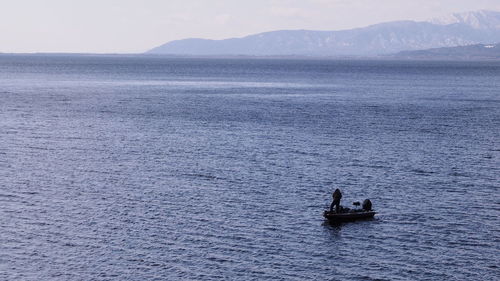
[390,43,500,60]
[2,51,500,61]
[2,10,500,61]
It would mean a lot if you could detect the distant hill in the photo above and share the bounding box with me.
[393,43,500,60]
[147,10,500,57]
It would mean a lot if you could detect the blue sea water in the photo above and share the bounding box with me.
[0,55,499,280]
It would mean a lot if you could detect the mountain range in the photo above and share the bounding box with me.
[147,10,500,57]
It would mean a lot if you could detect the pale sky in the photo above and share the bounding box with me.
[1,0,500,53]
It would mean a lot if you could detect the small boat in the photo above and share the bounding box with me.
[323,199,376,223]
[323,209,376,222]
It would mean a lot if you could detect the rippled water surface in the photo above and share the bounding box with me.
[0,55,499,280]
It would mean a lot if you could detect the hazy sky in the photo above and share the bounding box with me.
[1,0,500,53]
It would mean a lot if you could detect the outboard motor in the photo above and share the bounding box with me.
[362,199,372,211]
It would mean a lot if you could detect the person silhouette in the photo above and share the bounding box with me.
[330,188,343,213]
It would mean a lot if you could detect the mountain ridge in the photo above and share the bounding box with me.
[430,10,500,29]
[147,10,500,56]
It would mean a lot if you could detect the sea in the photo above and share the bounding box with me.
[0,55,499,281]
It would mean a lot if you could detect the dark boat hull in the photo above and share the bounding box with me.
[323,211,376,222]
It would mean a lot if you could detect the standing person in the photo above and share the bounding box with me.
[330,188,343,213]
